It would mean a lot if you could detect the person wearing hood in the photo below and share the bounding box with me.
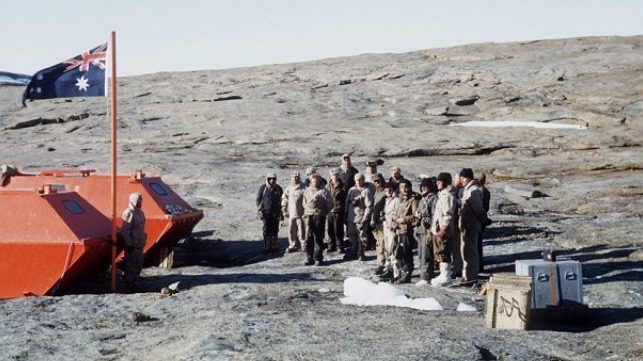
[256,172,284,252]
[121,192,146,291]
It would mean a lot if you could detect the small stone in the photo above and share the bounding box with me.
[128,311,151,323]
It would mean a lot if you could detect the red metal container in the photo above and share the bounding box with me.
[0,187,112,299]
[4,169,204,266]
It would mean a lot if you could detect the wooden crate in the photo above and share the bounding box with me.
[485,274,532,330]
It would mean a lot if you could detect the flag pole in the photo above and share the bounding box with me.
[110,31,118,293]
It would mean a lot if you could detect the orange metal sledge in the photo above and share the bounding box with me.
[0,187,113,299]
[4,169,204,266]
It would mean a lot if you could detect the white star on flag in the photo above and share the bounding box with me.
[75,76,90,91]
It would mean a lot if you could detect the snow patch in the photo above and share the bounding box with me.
[340,277,444,311]
[456,302,478,312]
[450,120,586,130]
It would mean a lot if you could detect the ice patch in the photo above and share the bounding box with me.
[340,277,443,311]
[450,120,586,130]
[456,302,477,312]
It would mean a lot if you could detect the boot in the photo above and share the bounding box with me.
[431,262,453,287]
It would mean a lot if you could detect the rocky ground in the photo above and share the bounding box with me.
[0,36,642,360]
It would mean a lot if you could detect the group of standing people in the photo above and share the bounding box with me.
[255,154,490,286]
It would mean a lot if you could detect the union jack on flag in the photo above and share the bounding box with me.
[22,43,108,106]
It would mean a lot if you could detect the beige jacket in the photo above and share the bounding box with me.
[121,193,146,249]
[431,185,456,238]
[345,185,373,224]
[303,186,334,217]
[281,182,305,219]
[459,179,487,231]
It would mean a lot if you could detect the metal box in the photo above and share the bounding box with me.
[515,259,583,309]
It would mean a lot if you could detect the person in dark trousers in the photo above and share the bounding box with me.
[430,173,457,287]
[121,192,146,291]
[414,177,438,285]
[302,173,334,266]
[326,168,347,252]
[455,168,488,285]
[256,172,283,252]
[391,179,418,283]
[478,173,491,273]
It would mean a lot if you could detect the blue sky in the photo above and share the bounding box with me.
[1,0,641,76]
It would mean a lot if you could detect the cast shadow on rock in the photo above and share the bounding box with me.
[554,245,643,285]
[483,224,554,247]
[529,307,643,332]
[65,271,316,296]
[140,271,314,291]
[172,237,291,268]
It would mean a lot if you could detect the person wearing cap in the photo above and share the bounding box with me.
[338,154,359,191]
[430,173,457,287]
[121,192,146,291]
[302,173,334,266]
[302,166,328,188]
[370,173,389,275]
[325,168,347,253]
[414,177,438,286]
[344,173,373,261]
[390,179,418,283]
[281,171,306,253]
[363,159,382,183]
[455,167,488,286]
[256,172,284,252]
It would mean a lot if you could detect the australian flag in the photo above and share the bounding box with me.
[22,43,108,106]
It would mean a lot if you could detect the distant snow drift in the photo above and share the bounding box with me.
[450,120,587,130]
